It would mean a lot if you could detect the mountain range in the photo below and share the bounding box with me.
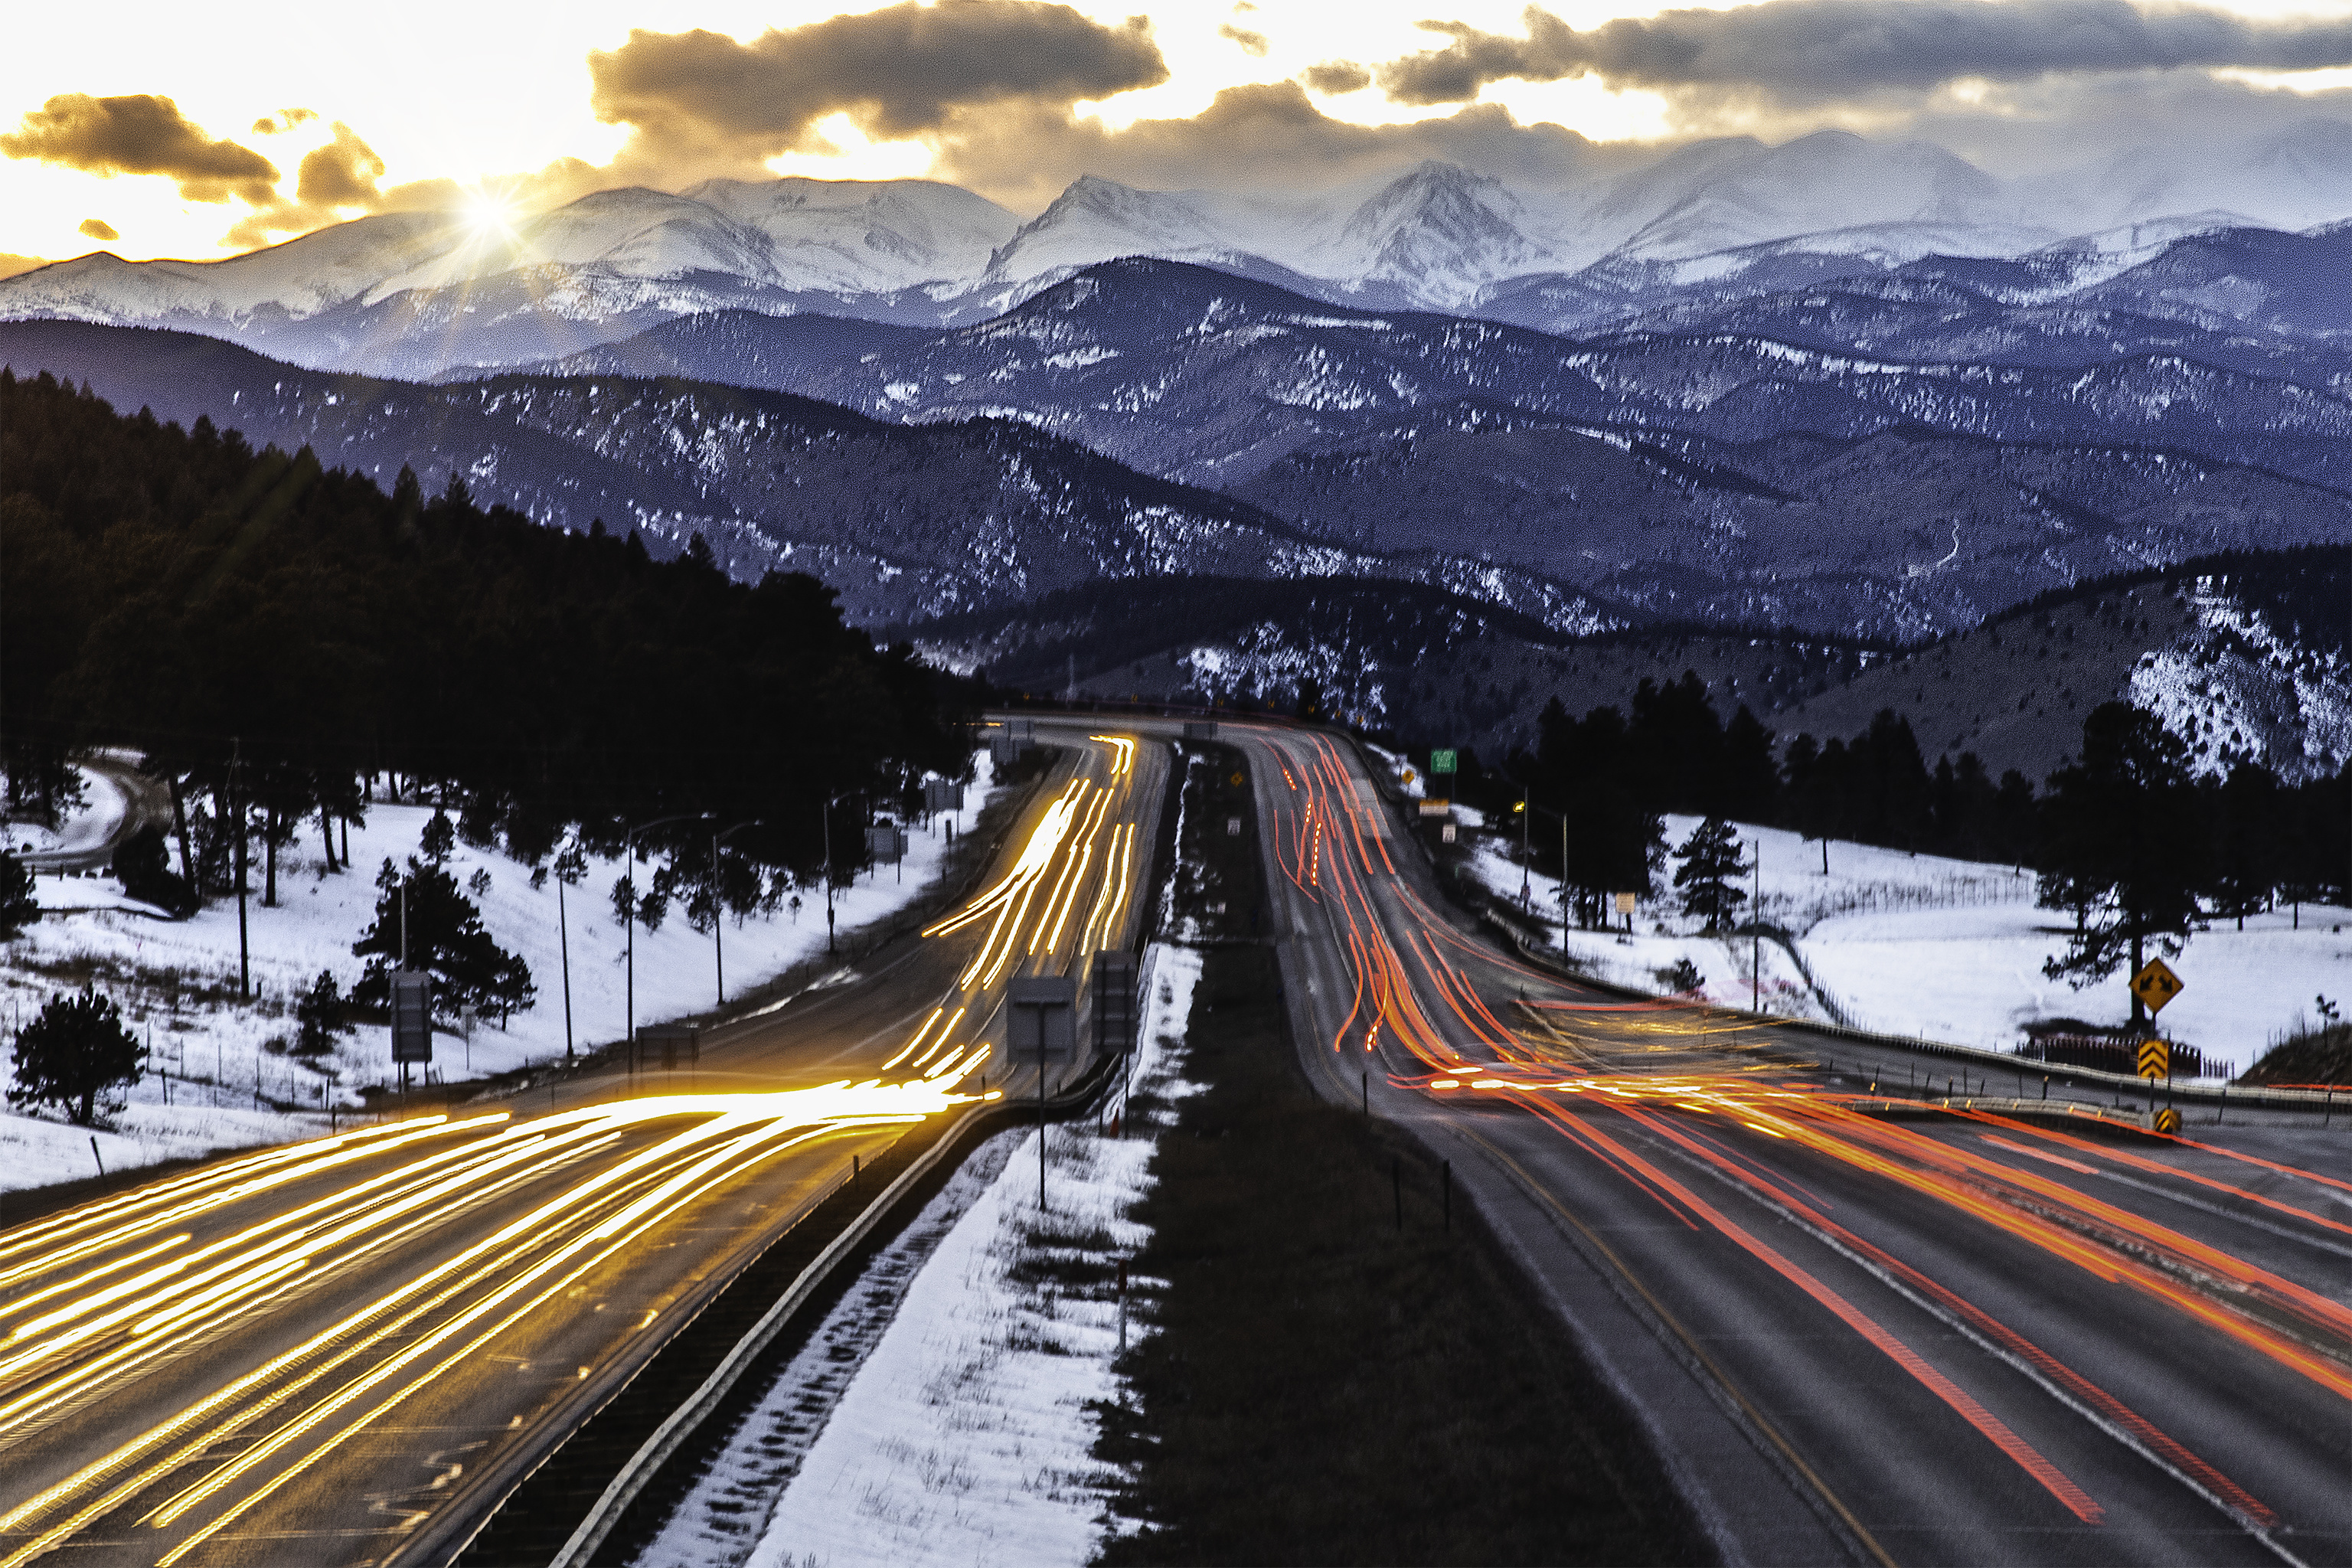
[4,122,2347,764]
[9,123,2352,377]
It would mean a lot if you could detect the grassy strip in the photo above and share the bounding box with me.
[1093,746,1707,1565]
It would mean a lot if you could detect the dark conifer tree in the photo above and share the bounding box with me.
[7,986,144,1125]
[2037,703,2209,1026]
[0,851,38,938]
[1673,817,1749,932]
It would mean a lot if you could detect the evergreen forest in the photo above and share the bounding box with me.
[0,370,979,923]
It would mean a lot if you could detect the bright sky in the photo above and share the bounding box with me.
[5,0,2349,264]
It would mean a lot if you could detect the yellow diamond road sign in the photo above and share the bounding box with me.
[2131,958,2183,1015]
[2137,1039,2169,1080]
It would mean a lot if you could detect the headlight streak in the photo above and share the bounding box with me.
[0,1126,635,1441]
[1034,785,1115,955]
[0,1113,466,1266]
[0,1082,980,1567]
[0,1114,502,1292]
[2,733,1165,1566]
[1,1122,576,1365]
[880,1008,945,1071]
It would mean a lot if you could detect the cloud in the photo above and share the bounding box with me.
[77,217,117,241]
[0,93,279,204]
[296,122,387,207]
[0,253,45,279]
[1301,60,1373,93]
[1377,0,2352,106]
[251,108,318,136]
[1219,23,1270,57]
[929,80,1631,208]
[589,2,1168,180]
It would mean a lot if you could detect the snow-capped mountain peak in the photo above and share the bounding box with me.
[1318,161,1547,305]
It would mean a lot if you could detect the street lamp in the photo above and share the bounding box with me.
[622,812,710,1053]
[710,819,763,1004]
[1512,790,1531,910]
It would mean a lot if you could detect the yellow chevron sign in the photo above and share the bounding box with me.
[2137,1039,2170,1080]
[2154,1107,2181,1135]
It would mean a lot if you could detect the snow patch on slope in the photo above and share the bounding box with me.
[2128,580,2352,782]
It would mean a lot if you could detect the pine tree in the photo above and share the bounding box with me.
[294,971,353,1059]
[2037,703,2208,1026]
[0,851,37,938]
[352,862,534,1023]
[1673,817,1749,933]
[8,986,144,1125]
[419,809,456,867]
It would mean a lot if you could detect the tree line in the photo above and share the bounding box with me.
[1,370,982,1018]
[1447,670,2348,1011]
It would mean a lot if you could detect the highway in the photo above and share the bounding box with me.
[0,723,1162,1568]
[1206,718,2352,1567]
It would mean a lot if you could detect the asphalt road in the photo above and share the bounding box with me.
[1195,717,2352,1568]
[0,722,1163,1568]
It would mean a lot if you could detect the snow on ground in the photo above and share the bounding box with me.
[662,945,1204,1568]
[1458,815,2351,1078]
[0,756,1006,1193]
[2,760,122,861]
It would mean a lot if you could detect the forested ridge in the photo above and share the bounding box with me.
[0,368,977,906]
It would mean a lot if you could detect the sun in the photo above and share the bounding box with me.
[460,188,518,240]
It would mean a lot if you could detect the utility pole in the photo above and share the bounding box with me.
[1751,838,1762,1014]
[232,738,250,998]
[557,863,573,1060]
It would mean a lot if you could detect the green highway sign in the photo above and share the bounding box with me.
[1430,749,1457,775]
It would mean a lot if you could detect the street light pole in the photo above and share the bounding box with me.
[622,812,710,1057]
[710,820,762,1004]
[820,790,861,956]
[1517,788,1532,910]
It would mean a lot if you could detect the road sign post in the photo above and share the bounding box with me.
[1615,890,1636,934]
[389,971,432,1094]
[1092,951,1138,1059]
[2138,1037,2169,1118]
[1009,975,1076,1210]
[639,1023,701,1080]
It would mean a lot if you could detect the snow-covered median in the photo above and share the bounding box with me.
[1,757,1005,1192]
[641,945,1203,1568]
[1460,816,2350,1077]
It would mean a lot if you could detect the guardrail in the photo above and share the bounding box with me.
[1477,905,2341,1119]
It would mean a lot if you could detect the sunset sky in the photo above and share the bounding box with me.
[9,0,2352,270]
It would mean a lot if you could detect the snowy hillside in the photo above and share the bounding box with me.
[1448,804,2350,1076]
[0,758,1004,1193]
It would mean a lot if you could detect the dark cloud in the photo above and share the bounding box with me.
[930,80,1630,207]
[590,2,1168,178]
[1301,60,1373,93]
[0,93,278,204]
[220,122,429,247]
[1220,23,1270,57]
[77,217,117,241]
[251,107,318,136]
[1377,0,2352,106]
